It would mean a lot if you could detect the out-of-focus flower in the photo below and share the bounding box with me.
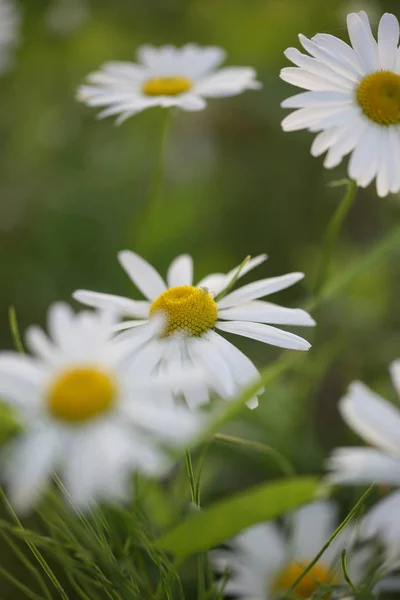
[327,360,400,485]
[0,303,205,514]
[211,501,366,599]
[77,44,261,124]
[280,11,400,197]
[45,0,90,36]
[0,0,20,74]
[74,252,315,409]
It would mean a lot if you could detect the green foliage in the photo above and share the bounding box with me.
[156,477,318,557]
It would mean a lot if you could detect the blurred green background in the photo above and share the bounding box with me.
[1,0,400,597]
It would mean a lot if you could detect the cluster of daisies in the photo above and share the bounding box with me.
[1,4,400,599]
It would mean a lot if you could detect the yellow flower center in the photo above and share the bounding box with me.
[48,367,116,423]
[273,561,337,599]
[142,76,192,96]
[149,285,218,337]
[357,71,400,125]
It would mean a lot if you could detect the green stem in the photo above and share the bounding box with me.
[8,306,24,354]
[149,108,170,213]
[185,451,207,600]
[214,433,295,477]
[287,484,375,596]
[313,179,358,297]
[341,549,358,595]
[136,109,170,252]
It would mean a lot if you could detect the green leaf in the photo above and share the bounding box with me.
[156,476,318,557]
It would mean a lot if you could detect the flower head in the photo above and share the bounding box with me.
[77,44,261,123]
[280,11,400,197]
[327,360,400,486]
[73,252,314,409]
[211,501,364,599]
[0,0,20,73]
[0,303,205,513]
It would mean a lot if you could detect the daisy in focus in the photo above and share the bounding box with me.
[211,501,366,599]
[73,252,315,409]
[280,11,400,197]
[0,0,20,73]
[77,44,261,123]
[327,359,400,486]
[0,303,205,514]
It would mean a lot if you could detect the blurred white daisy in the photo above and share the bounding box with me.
[0,0,20,73]
[211,501,366,599]
[0,303,205,514]
[77,44,261,123]
[73,252,315,409]
[280,11,400,197]
[327,359,400,485]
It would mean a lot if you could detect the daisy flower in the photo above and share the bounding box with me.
[0,303,205,514]
[0,0,20,73]
[280,11,400,197]
[73,252,315,409]
[327,359,400,486]
[211,501,366,599]
[77,44,261,123]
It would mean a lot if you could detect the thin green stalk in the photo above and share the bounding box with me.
[1,530,53,600]
[1,490,69,599]
[214,255,250,302]
[288,485,375,595]
[185,451,207,600]
[341,549,358,595]
[313,179,358,297]
[8,305,24,354]
[0,565,44,600]
[214,433,295,477]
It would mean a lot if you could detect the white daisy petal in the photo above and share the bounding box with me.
[298,33,363,80]
[348,123,380,185]
[25,326,61,366]
[5,426,63,515]
[215,320,311,351]
[219,300,315,326]
[339,381,400,455]
[281,90,352,109]
[327,447,400,484]
[186,336,237,398]
[118,250,166,300]
[217,272,304,309]
[280,67,350,92]
[203,330,262,406]
[389,359,400,398]
[73,290,150,318]
[195,67,261,97]
[378,13,400,70]
[291,502,337,559]
[310,128,341,156]
[311,33,364,76]
[347,12,380,74]
[360,490,400,545]
[167,254,193,287]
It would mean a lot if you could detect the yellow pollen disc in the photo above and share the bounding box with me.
[273,561,337,599]
[48,367,116,423]
[357,71,400,125]
[149,285,218,337]
[142,76,192,96]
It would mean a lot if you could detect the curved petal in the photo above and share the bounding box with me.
[290,502,337,559]
[215,320,311,351]
[217,273,304,309]
[390,359,400,399]
[339,381,400,454]
[195,67,261,97]
[378,13,399,71]
[218,300,315,326]
[346,11,379,74]
[327,447,400,485]
[73,290,150,317]
[167,254,193,287]
[118,250,166,301]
